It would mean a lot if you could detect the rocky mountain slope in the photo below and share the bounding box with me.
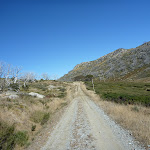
[59,42,150,81]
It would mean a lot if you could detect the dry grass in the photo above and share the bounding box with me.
[0,80,70,149]
[81,82,150,148]
[98,101,150,147]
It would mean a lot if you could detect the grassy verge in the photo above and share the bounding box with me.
[97,100,150,147]
[85,81,150,106]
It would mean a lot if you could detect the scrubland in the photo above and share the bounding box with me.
[0,80,69,150]
[85,81,150,106]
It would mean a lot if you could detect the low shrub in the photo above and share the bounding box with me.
[41,113,50,125]
[30,111,50,125]
[0,121,28,150]
[30,111,45,123]
[102,92,150,106]
[0,122,15,150]
[59,87,66,92]
[15,131,28,146]
[22,85,29,91]
[85,81,150,106]
[10,83,19,91]
[58,92,66,98]
[131,106,139,112]
[31,125,36,131]
[31,83,48,91]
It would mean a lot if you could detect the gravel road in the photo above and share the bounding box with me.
[41,83,145,150]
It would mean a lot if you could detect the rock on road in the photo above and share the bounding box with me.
[41,83,145,150]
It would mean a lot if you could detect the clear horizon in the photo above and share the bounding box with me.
[1,0,150,78]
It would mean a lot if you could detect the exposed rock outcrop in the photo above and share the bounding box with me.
[59,42,150,81]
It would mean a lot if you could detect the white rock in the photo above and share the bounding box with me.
[48,85,56,90]
[8,94,19,99]
[29,92,45,98]
[6,91,17,96]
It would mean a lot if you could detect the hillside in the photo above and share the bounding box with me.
[59,42,150,81]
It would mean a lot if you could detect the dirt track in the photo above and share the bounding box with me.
[40,82,144,150]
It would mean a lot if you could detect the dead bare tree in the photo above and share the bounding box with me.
[0,62,14,90]
[0,61,5,91]
[52,74,58,80]
[41,73,50,80]
[0,61,22,91]
[21,72,36,87]
[12,66,22,84]
[4,63,12,86]
[0,61,4,78]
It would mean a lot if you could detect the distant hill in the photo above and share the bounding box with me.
[59,42,150,82]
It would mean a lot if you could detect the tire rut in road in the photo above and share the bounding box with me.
[41,100,78,150]
[69,99,96,150]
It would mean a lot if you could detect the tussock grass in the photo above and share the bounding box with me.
[41,113,50,125]
[30,111,50,125]
[30,111,46,123]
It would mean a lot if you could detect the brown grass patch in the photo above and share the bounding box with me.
[98,101,150,146]
[0,80,71,149]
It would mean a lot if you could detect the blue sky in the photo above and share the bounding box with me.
[0,0,150,78]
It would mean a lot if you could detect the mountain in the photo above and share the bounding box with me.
[59,42,150,82]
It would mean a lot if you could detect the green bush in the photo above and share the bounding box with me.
[59,87,66,92]
[74,74,93,81]
[31,125,36,131]
[41,113,50,125]
[22,84,29,91]
[0,122,15,150]
[102,92,150,106]
[0,121,28,150]
[73,75,85,81]
[15,131,28,146]
[85,75,93,81]
[58,92,66,98]
[10,83,19,91]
